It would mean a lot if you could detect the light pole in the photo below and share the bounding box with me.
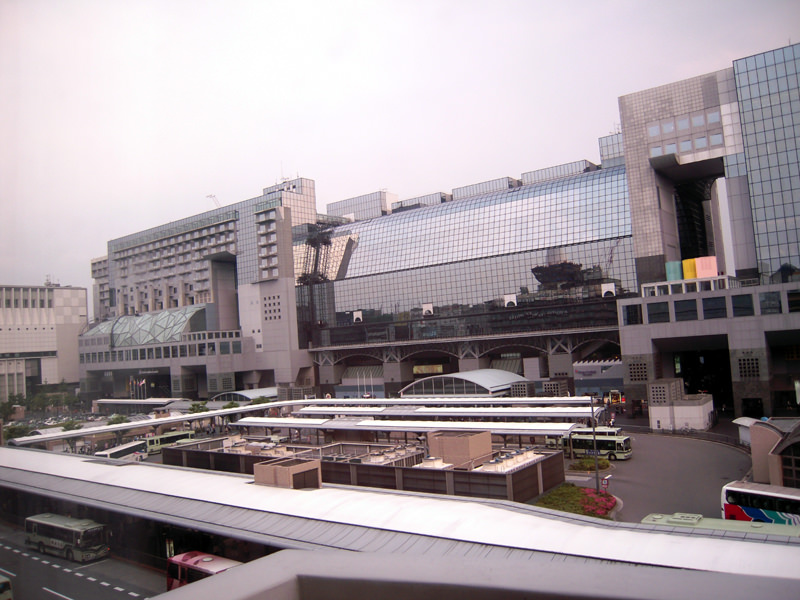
[592,396,600,492]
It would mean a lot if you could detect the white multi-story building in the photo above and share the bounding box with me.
[0,284,88,403]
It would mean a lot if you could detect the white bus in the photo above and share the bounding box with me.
[25,513,110,562]
[143,430,195,454]
[94,439,147,461]
[721,480,800,525]
[566,433,632,461]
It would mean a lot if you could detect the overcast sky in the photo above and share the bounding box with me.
[2,0,799,302]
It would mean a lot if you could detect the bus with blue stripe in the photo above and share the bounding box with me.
[721,480,800,525]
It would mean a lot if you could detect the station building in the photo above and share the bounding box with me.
[81,43,800,419]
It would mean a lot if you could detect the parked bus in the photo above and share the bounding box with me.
[566,433,632,460]
[94,439,147,461]
[721,480,800,525]
[642,512,800,536]
[166,551,242,590]
[25,513,110,562]
[570,426,623,437]
[546,430,632,460]
[143,430,195,454]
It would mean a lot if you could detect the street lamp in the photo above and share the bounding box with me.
[592,396,600,492]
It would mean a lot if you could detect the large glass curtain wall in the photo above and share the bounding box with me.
[298,167,635,345]
[734,44,800,281]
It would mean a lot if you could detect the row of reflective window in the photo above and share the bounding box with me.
[326,238,637,317]
[80,340,243,365]
[648,109,721,138]
[650,134,724,157]
[623,290,800,325]
[326,167,630,281]
[735,44,800,285]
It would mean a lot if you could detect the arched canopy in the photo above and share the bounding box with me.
[83,305,208,347]
[210,387,278,404]
[399,368,527,397]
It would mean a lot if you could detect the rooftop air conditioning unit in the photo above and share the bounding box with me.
[504,293,517,307]
[422,303,434,316]
[353,310,363,323]
[601,283,616,297]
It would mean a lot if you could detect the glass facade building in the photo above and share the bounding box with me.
[83,43,800,416]
[734,44,800,281]
[296,166,635,347]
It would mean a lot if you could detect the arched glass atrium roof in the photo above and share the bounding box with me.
[83,305,207,346]
[400,369,528,397]
[318,166,629,279]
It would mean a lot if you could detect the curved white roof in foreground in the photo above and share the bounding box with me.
[2,446,800,585]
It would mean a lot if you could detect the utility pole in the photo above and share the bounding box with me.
[592,396,600,492]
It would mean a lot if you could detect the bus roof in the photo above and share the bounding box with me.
[642,512,800,537]
[26,513,105,531]
[169,551,242,574]
[723,480,800,500]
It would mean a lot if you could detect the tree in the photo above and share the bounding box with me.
[0,402,15,422]
[107,414,129,425]
[106,414,130,446]
[251,396,272,405]
[189,402,210,413]
[29,393,51,416]
[222,401,240,410]
[61,420,82,451]
[3,422,32,441]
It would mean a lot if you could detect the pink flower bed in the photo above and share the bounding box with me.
[580,488,617,517]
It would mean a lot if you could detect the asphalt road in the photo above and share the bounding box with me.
[568,432,752,522]
[0,524,164,600]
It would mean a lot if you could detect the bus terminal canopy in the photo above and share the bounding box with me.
[399,369,528,397]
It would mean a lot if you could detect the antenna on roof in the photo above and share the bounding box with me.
[207,195,221,208]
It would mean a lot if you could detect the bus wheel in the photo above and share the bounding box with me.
[39,542,46,555]
[608,453,617,461]
[66,549,74,562]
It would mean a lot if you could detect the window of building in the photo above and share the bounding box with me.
[702,297,727,319]
[647,302,670,323]
[710,133,723,146]
[664,143,677,154]
[732,294,755,317]
[677,117,690,131]
[650,146,663,157]
[648,124,660,137]
[760,291,782,314]
[695,137,708,149]
[623,304,642,326]
[674,299,698,321]
[788,290,800,313]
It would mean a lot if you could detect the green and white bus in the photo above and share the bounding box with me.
[25,513,110,562]
[567,433,632,460]
[143,430,195,454]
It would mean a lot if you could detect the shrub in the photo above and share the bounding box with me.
[534,483,616,519]
[569,458,610,471]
